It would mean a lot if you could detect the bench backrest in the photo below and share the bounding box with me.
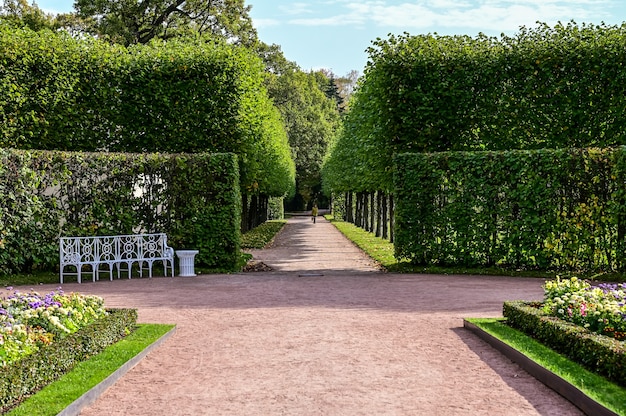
[60,233,172,264]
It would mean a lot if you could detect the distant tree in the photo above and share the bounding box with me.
[0,0,57,30]
[73,0,257,46]
[324,75,344,113]
[318,69,359,112]
[254,41,298,75]
[266,69,342,209]
[335,70,360,105]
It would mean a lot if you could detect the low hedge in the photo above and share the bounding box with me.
[503,301,626,386]
[0,308,138,413]
[241,220,287,249]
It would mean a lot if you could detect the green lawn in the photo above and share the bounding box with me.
[6,323,175,416]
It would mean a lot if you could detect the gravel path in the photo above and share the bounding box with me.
[32,216,582,415]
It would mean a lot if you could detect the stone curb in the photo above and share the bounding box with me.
[58,325,177,416]
[463,320,618,416]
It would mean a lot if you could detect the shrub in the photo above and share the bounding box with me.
[0,308,137,413]
[241,220,286,249]
[504,277,626,385]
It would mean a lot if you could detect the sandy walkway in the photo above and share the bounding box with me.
[32,217,582,415]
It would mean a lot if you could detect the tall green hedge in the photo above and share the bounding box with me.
[394,148,626,272]
[324,22,626,195]
[0,25,294,199]
[0,149,241,275]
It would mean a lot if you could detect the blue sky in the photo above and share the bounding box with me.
[37,0,626,76]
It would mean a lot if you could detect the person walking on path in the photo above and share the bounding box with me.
[311,203,318,223]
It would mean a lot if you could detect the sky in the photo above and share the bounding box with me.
[37,0,626,77]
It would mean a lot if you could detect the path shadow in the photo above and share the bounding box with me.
[452,327,584,415]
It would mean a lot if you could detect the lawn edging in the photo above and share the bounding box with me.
[463,319,618,416]
[58,325,176,416]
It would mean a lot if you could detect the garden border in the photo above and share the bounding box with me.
[463,319,618,416]
[58,325,176,416]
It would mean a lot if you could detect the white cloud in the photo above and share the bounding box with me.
[279,2,316,15]
[287,0,616,34]
[254,18,282,29]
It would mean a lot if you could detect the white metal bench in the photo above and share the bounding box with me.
[59,233,175,283]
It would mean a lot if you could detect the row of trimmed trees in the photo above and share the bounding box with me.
[0,0,346,218]
[0,24,295,231]
[323,22,626,272]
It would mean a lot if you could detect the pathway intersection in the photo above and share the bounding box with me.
[32,216,582,415]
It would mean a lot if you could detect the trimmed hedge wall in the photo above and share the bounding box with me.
[0,149,241,275]
[394,147,626,273]
[0,24,295,200]
[0,308,138,413]
[503,301,626,386]
[324,22,626,196]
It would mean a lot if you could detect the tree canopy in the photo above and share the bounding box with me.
[324,22,626,195]
[72,0,257,46]
[0,24,294,198]
[266,68,342,209]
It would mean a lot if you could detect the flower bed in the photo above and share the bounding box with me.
[0,288,138,413]
[543,277,626,340]
[0,288,106,366]
[503,277,626,386]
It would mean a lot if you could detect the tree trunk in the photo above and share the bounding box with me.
[389,194,395,243]
[382,191,388,240]
[249,194,258,230]
[356,192,363,228]
[363,192,370,231]
[374,191,382,237]
[241,193,249,233]
[348,192,354,223]
[261,195,269,223]
[370,191,376,234]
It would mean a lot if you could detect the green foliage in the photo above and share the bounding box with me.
[503,301,626,387]
[240,220,286,249]
[394,148,626,273]
[7,323,174,416]
[73,0,257,46]
[0,0,59,31]
[324,22,626,195]
[268,197,284,220]
[0,149,241,274]
[266,69,341,207]
[0,308,137,413]
[0,26,294,199]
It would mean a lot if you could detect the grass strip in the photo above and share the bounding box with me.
[241,220,287,249]
[466,318,626,415]
[326,216,616,278]
[326,217,400,270]
[7,323,175,416]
